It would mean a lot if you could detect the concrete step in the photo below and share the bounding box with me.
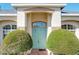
[30,49,48,55]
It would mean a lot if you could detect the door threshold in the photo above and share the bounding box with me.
[39,49,46,51]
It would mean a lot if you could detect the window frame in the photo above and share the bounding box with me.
[62,24,75,31]
[3,24,17,38]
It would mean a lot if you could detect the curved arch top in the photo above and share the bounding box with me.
[32,21,47,27]
[0,20,16,22]
[62,20,79,22]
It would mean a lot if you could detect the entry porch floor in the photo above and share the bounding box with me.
[29,49,48,55]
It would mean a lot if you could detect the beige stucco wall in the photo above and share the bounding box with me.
[62,16,79,21]
[0,16,16,21]
[27,13,32,36]
[0,6,79,44]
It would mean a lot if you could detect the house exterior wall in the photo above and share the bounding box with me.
[0,16,16,21]
[0,4,79,44]
[0,13,79,44]
[62,16,79,21]
[16,7,62,39]
[0,13,79,43]
[17,11,27,30]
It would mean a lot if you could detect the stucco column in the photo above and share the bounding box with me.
[47,10,61,38]
[27,13,32,36]
[47,13,52,38]
[51,10,61,30]
[17,11,27,30]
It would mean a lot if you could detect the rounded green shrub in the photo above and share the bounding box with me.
[46,29,79,55]
[1,30,32,55]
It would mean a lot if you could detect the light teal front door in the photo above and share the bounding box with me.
[32,22,47,49]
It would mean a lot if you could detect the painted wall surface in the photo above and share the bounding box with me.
[0,16,16,21]
[51,10,61,27]
[62,16,79,21]
[17,9,28,30]
[0,6,79,44]
[27,13,32,36]
[0,14,79,43]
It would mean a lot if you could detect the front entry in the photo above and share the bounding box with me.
[32,22,47,49]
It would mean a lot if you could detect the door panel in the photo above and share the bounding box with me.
[32,22,47,49]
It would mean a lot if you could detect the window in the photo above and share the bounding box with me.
[3,25,17,38]
[62,24,75,31]
[12,25,17,29]
[62,25,66,29]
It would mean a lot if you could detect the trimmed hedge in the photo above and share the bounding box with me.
[46,29,79,55]
[1,30,32,55]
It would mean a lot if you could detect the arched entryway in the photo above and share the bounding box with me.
[32,22,47,49]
